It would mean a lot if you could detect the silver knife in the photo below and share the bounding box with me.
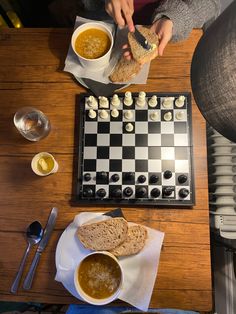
[133,26,152,50]
[23,207,58,290]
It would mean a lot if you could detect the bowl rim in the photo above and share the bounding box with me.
[71,22,114,62]
[74,251,123,305]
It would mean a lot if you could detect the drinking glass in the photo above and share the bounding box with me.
[14,107,51,141]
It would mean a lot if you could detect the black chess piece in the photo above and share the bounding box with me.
[123,187,133,197]
[163,186,173,197]
[110,188,122,198]
[138,175,146,183]
[151,188,160,198]
[149,174,159,184]
[164,170,172,179]
[179,188,189,198]
[83,187,94,197]
[96,171,108,184]
[136,187,147,198]
[125,172,135,181]
[84,173,91,182]
[111,173,120,182]
[96,188,106,198]
[178,174,188,184]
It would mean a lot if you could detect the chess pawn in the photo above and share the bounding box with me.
[111,94,120,107]
[162,97,174,108]
[99,109,109,119]
[124,91,133,106]
[175,110,185,120]
[125,122,134,132]
[150,111,159,121]
[175,95,185,108]
[164,111,172,121]
[88,109,97,119]
[124,110,133,120]
[136,91,146,107]
[86,96,98,109]
[98,96,109,108]
[111,108,119,118]
[148,95,158,108]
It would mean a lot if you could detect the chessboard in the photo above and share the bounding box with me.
[74,91,195,207]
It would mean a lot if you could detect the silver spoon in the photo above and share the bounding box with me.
[11,220,43,294]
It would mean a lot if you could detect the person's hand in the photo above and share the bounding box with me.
[105,0,135,32]
[150,18,173,56]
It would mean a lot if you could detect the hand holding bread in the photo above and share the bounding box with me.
[109,25,159,83]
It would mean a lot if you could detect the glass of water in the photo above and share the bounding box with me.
[14,107,51,141]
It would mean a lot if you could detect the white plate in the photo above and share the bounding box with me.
[75,76,131,92]
[55,213,164,311]
[55,221,87,300]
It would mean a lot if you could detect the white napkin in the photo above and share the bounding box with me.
[63,16,150,85]
[55,212,164,311]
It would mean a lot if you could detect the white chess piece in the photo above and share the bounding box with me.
[111,108,119,118]
[136,91,146,107]
[99,109,109,119]
[86,96,98,109]
[164,111,172,121]
[175,111,185,120]
[175,95,185,108]
[148,95,158,108]
[125,123,134,132]
[162,97,174,108]
[98,96,109,108]
[111,94,120,107]
[124,110,133,120]
[124,91,133,106]
[150,111,159,121]
[88,109,97,119]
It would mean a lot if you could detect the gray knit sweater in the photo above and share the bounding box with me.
[81,0,220,42]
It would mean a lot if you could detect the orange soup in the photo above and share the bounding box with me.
[78,254,122,299]
[75,28,111,59]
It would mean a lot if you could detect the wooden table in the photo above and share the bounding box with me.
[0,28,211,312]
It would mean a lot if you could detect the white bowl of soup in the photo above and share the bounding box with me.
[71,22,113,70]
[74,251,123,305]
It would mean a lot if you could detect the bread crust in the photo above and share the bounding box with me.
[77,217,128,251]
[109,56,141,83]
[109,225,147,256]
[128,25,159,65]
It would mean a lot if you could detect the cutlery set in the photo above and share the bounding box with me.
[11,207,58,294]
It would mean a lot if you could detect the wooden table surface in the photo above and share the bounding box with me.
[0,28,211,312]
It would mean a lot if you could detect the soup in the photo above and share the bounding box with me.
[75,28,111,59]
[78,253,122,299]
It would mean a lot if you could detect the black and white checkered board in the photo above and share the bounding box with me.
[75,92,195,207]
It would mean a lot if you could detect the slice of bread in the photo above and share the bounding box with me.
[128,25,158,65]
[77,217,128,251]
[109,56,141,83]
[109,225,147,256]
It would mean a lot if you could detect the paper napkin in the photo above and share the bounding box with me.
[55,212,164,311]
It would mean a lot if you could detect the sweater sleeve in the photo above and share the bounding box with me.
[152,0,220,42]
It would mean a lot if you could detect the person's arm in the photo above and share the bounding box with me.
[152,0,221,42]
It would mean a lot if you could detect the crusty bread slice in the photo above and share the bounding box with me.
[109,56,141,83]
[128,25,158,65]
[109,225,147,256]
[77,217,128,251]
